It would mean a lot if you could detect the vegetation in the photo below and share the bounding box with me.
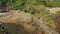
[0,0,60,12]
[56,11,60,15]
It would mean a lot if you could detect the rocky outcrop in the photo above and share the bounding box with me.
[0,10,59,34]
[46,7,60,14]
[0,10,42,34]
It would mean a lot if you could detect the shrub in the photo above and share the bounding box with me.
[55,11,60,15]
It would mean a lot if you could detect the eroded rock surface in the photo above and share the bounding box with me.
[0,10,42,34]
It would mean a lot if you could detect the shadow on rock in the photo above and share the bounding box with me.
[1,23,29,34]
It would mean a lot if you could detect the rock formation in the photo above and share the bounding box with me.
[0,10,42,34]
